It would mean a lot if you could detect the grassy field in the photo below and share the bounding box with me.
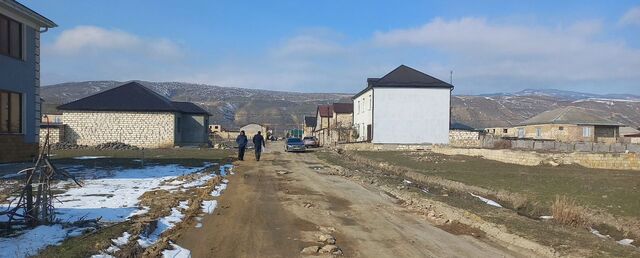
[354,151,640,218]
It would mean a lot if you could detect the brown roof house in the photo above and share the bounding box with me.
[514,106,624,143]
[312,103,354,146]
[58,82,210,148]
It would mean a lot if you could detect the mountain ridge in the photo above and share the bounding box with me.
[41,81,640,131]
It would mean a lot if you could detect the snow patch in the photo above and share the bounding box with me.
[0,225,75,257]
[162,242,192,258]
[469,193,502,208]
[73,156,110,160]
[201,200,218,214]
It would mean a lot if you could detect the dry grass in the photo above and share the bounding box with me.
[551,195,588,227]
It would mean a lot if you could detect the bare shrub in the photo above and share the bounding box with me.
[492,140,512,149]
[551,195,587,227]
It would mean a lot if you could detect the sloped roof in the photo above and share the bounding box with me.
[172,101,211,115]
[0,0,57,28]
[450,122,476,131]
[353,65,453,99]
[317,105,333,117]
[333,103,353,114]
[620,126,640,136]
[519,106,624,126]
[57,82,209,115]
[304,116,317,128]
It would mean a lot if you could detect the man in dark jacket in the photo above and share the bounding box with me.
[252,131,266,161]
[236,130,248,161]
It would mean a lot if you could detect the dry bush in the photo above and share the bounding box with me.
[551,195,588,227]
[492,140,512,149]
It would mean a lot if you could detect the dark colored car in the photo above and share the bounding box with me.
[285,138,306,152]
[302,136,319,148]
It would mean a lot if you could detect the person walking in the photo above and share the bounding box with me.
[252,131,266,161]
[235,130,248,161]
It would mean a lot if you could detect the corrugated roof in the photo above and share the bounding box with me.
[519,106,624,126]
[333,103,353,114]
[304,116,317,127]
[57,82,209,115]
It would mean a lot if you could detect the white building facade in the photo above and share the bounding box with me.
[352,65,453,144]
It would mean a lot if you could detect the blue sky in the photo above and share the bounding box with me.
[23,0,640,95]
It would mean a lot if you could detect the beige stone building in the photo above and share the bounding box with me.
[510,106,623,143]
[57,82,210,148]
[313,103,353,146]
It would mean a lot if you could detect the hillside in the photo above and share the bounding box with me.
[41,81,640,131]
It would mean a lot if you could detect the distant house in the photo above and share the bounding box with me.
[352,65,453,144]
[514,106,624,143]
[209,124,223,133]
[313,104,333,146]
[303,116,316,137]
[0,1,56,162]
[57,82,210,148]
[240,123,267,137]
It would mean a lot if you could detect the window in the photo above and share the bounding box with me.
[0,14,22,59]
[503,129,508,133]
[0,91,22,133]
[536,127,542,137]
[357,100,360,114]
[517,128,525,138]
[368,95,372,110]
[559,126,564,131]
[582,127,591,137]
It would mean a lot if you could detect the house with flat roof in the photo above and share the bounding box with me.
[352,65,454,144]
[57,82,211,148]
[513,106,624,143]
[0,0,56,162]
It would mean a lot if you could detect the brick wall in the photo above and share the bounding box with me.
[39,126,64,145]
[62,111,176,148]
[0,135,38,163]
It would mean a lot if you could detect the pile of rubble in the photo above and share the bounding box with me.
[95,142,141,150]
[50,141,140,151]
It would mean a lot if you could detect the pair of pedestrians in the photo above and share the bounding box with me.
[235,131,266,161]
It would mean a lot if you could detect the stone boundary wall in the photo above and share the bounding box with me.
[449,130,481,148]
[0,135,38,163]
[337,142,435,151]
[62,111,176,148]
[432,146,640,171]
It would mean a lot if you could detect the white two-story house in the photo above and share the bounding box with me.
[352,65,454,144]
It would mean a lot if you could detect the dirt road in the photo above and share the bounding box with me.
[176,150,523,257]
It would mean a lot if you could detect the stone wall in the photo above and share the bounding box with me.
[449,130,481,148]
[63,111,176,148]
[39,126,64,145]
[480,135,640,153]
[432,146,640,171]
[0,135,38,163]
[337,142,434,151]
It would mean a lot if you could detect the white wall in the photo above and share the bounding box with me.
[373,88,450,144]
[353,89,373,141]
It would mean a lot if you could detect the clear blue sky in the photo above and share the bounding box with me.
[23,0,640,94]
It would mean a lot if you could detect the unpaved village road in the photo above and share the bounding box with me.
[176,150,523,258]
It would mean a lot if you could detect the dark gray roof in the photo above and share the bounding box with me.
[519,106,624,126]
[333,103,353,114]
[353,65,453,99]
[450,122,476,131]
[57,82,209,115]
[304,116,317,128]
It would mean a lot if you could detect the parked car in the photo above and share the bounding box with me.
[285,138,306,152]
[303,136,319,148]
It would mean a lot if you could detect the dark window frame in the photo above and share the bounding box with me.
[0,90,23,134]
[0,13,23,60]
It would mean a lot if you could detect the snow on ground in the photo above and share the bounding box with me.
[0,225,76,257]
[162,242,192,258]
[73,156,111,160]
[137,200,189,248]
[210,183,227,197]
[469,193,503,208]
[51,164,209,222]
[201,200,217,214]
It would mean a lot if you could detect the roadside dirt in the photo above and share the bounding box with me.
[176,149,528,257]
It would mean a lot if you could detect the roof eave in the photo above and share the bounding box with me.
[0,1,57,28]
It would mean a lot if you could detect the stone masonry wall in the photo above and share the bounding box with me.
[63,111,176,148]
[39,126,64,145]
[432,146,640,171]
[0,135,38,163]
[449,130,481,148]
